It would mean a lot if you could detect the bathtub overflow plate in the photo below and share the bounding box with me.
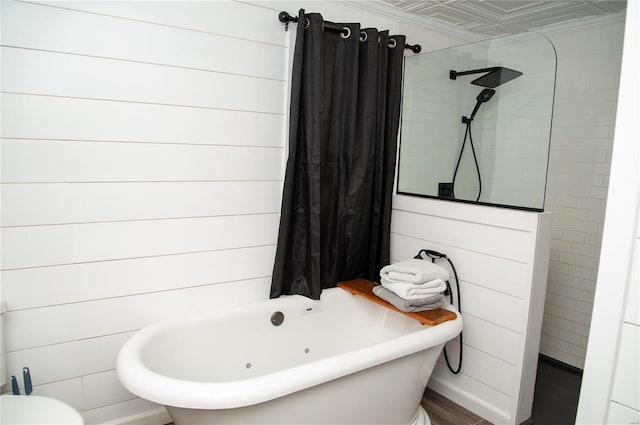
[271,311,285,326]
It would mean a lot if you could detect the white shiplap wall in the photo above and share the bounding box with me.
[0,1,286,423]
[390,195,552,425]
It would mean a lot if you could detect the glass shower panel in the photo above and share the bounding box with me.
[397,32,556,211]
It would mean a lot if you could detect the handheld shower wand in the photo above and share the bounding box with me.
[465,88,495,123]
[453,88,496,202]
[448,66,523,202]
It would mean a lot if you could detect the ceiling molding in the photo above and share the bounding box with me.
[355,0,627,38]
[535,10,626,35]
[341,0,486,41]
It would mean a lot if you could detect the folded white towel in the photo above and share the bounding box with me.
[381,277,447,300]
[373,285,445,312]
[380,259,449,284]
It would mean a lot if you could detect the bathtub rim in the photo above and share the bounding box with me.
[116,287,463,409]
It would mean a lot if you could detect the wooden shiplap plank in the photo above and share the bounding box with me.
[22,0,287,46]
[1,93,285,147]
[2,1,287,81]
[391,233,529,298]
[30,378,85,412]
[1,47,286,114]
[458,281,524,333]
[1,139,283,183]
[460,313,521,366]
[392,209,531,263]
[4,332,135,385]
[4,277,271,351]
[1,214,279,270]
[82,370,138,409]
[1,246,276,310]
[2,304,76,351]
[439,341,516,395]
[72,277,270,339]
[1,181,282,226]
[430,361,513,421]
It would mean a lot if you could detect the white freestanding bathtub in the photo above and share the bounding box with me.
[117,286,462,425]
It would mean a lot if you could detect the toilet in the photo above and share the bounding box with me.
[1,303,84,424]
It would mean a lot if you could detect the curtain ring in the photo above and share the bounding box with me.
[378,35,381,43]
[388,38,397,48]
[340,26,351,39]
[304,18,310,29]
[359,31,367,42]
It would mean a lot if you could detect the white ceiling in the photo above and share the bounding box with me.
[378,0,627,36]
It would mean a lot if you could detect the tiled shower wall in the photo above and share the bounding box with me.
[398,51,473,196]
[398,33,555,210]
[480,36,555,209]
[539,20,625,368]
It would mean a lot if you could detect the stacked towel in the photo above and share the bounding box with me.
[380,259,449,284]
[380,278,447,300]
[373,286,445,312]
[376,258,449,312]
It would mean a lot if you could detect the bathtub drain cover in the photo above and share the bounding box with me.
[271,311,285,326]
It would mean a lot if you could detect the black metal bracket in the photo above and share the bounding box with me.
[450,67,500,80]
[278,11,298,31]
[414,249,448,260]
[405,43,421,54]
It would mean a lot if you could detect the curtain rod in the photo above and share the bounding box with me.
[278,11,422,53]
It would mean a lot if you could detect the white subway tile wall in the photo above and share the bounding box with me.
[540,22,625,369]
[398,34,555,210]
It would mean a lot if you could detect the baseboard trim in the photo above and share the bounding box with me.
[427,378,511,425]
[101,407,172,425]
[538,354,583,376]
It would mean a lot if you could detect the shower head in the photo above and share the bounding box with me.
[468,89,496,121]
[450,66,523,88]
[476,88,495,103]
[472,67,522,88]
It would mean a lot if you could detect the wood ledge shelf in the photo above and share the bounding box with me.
[337,278,457,326]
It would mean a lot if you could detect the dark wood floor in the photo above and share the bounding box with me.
[422,388,493,425]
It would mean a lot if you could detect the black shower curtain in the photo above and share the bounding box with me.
[271,10,405,300]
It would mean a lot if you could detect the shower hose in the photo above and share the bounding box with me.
[451,119,482,203]
[414,249,462,374]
